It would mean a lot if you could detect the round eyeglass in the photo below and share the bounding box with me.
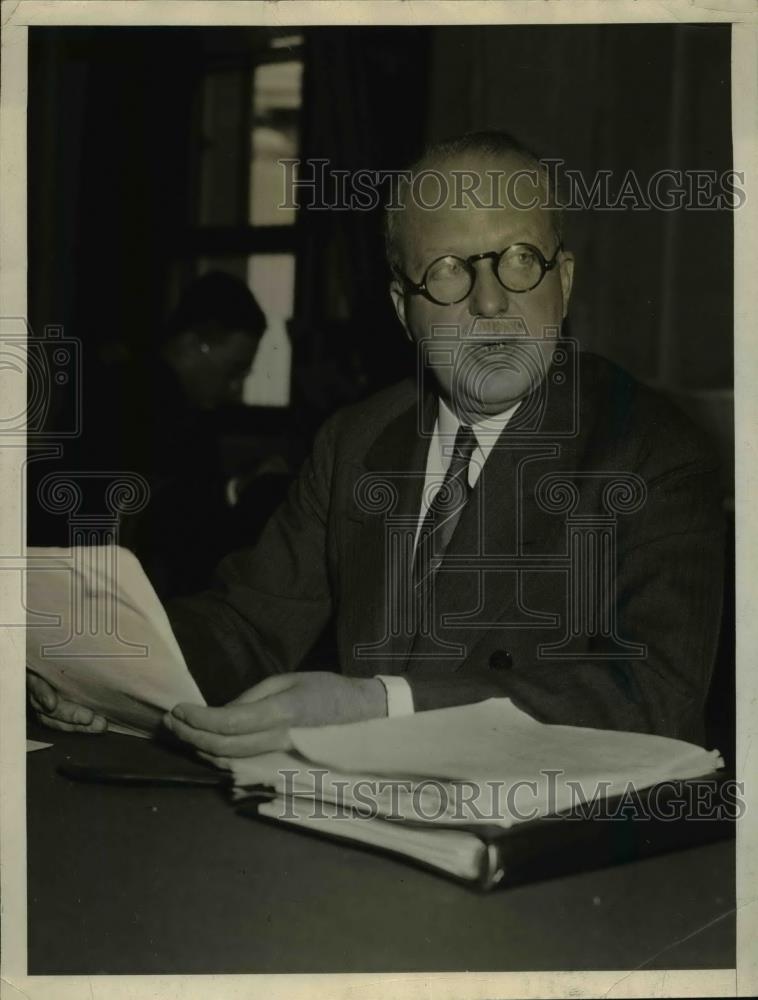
[398,242,563,306]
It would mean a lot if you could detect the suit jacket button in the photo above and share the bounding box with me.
[489,649,513,671]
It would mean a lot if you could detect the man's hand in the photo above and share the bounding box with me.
[27,673,107,734]
[163,671,387,759]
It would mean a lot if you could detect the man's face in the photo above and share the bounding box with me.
[187,329,260,410]
[390,155,574,421]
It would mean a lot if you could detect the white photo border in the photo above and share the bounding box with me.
[1,3,756,998]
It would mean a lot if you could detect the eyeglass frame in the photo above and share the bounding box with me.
[395,241,564,306]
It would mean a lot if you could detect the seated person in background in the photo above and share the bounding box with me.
[87,272,289,599]
[160,270,265,409]
[121,271,265,598]
[30,131,725,760]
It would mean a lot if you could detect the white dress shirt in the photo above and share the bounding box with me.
[376,396,521,717]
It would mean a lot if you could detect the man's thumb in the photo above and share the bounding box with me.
[229,672,298,705]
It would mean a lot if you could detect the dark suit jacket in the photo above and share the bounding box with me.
[168,350,724,744]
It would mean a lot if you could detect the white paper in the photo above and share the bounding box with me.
[290,698,722,785]
[229,699,723,829]
[256,796,487,881]
[26,546,206,737]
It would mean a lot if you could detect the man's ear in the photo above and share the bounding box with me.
[558,251,575,319]
[389,280,412,342]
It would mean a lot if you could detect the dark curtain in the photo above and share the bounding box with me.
[27,29,208,550]
[426,24,733,392]
[28,28,203,429]
[291,27,431,415]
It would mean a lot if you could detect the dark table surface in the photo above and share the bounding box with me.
[27,723,736,975]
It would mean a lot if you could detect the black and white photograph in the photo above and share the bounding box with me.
[1,2,756,998]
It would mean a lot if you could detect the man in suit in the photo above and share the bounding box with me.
[29,131,724,756]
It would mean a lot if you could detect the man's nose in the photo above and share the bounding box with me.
[466,260,510,317]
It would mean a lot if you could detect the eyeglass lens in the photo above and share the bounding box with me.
[425,245,545,304]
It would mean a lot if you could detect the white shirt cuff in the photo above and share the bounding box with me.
[375,675,415,717]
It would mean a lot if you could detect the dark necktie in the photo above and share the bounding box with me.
[413,424,478,592]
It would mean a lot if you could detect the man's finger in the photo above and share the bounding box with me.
[229,673,298,706]
[169,696,290,736]
[27,674,57,713]
[29,690,53,714]
[52,699,96,726]
[44,697,107,730]
[36,712,107,734]
[71,705,96,726]
[164,715,292,757]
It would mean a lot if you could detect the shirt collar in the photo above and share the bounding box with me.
[436,396,521,478]
[437,396,521,448]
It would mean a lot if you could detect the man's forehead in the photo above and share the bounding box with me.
[402,199,554,264]
[399,153,549,248]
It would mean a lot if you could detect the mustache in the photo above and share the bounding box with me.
[424,317,531,341]
[468,317,528,338]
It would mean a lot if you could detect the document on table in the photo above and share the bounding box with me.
[291,697,722,784]
[229,698,724,828]
[26,546,206,738]
[229,699,724,885]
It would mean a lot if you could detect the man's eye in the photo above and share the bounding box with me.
[510,249,537,268]
[428,257,464,279]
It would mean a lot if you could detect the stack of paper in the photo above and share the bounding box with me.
[229,699,723,825]
[228,700,724,884]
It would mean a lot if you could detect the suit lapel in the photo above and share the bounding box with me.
[407,350,586,673]
[342,390,436,673]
